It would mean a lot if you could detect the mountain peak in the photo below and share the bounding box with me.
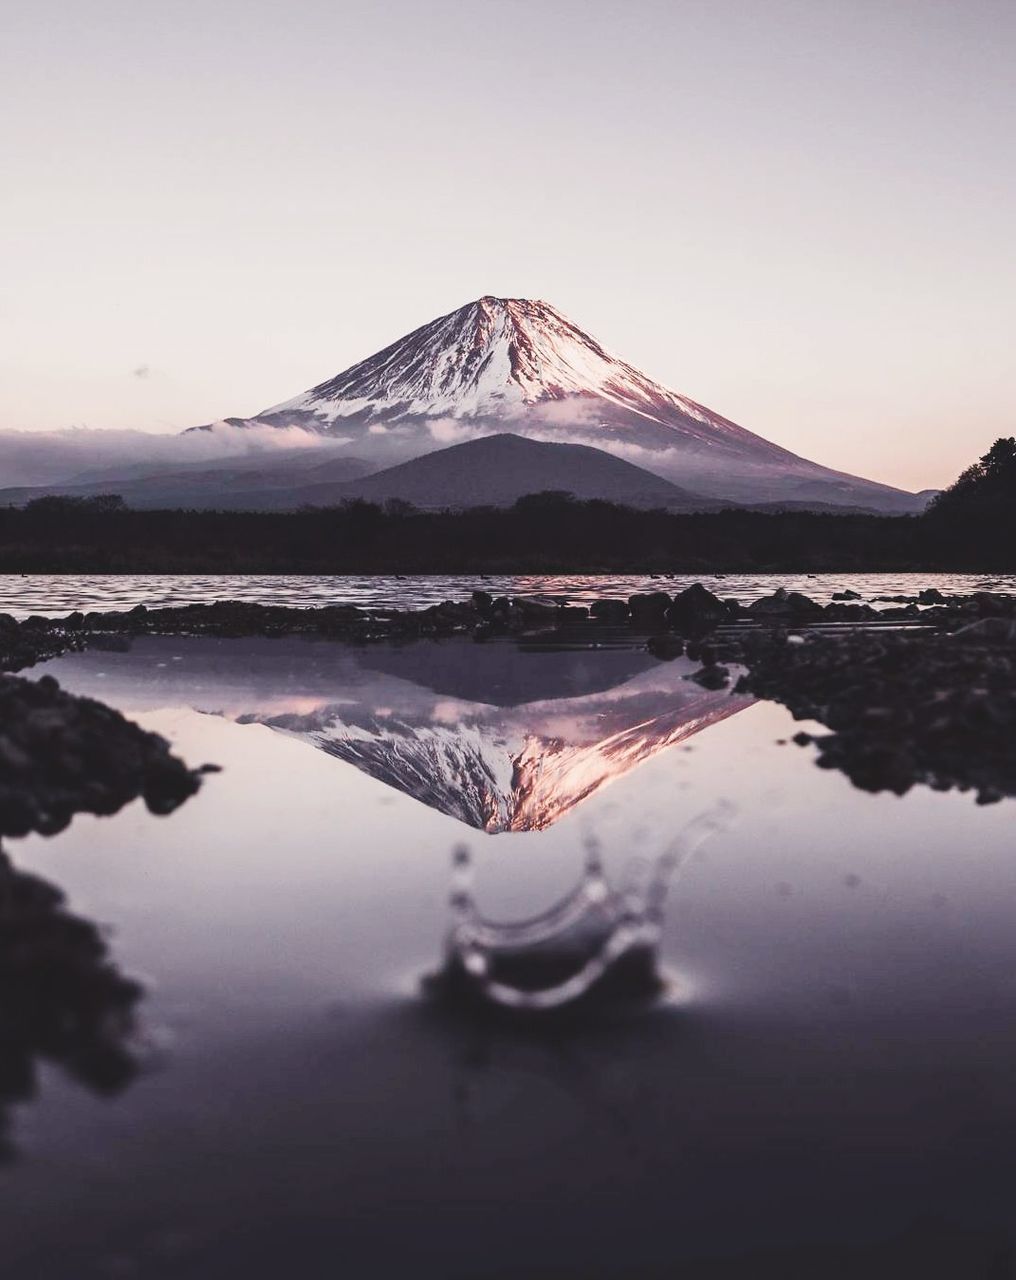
[263,294,648,422]
[250,297,923,512]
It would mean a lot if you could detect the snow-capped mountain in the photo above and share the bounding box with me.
[263,296,737,432]
[241,296,921,511]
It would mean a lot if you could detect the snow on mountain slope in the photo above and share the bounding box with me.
[266,297,728,432]
[206,295,921,511]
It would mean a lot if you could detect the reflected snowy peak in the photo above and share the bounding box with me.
[242,649,751,831]
[37,635,753,832]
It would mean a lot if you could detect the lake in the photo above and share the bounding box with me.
[1,615,1015,1275]
[1,570,1015,618]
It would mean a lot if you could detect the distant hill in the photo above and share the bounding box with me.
[0,451,375,512]
[288,433,711,511]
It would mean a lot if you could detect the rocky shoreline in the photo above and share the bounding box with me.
[1,584,1014,807]
[0,670,212,840]
[0,654,212,1158]
[1,582,1013,664]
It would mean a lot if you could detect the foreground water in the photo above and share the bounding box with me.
[1,570,1015,618]
[1,631,1015,1276]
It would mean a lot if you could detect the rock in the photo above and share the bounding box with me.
[424,600,476,627]
[918,588,946,605]
[665,583,728,633]
[689,664,730,689]
[590,599,630,623]
[513,598,558,624]
[832,590,862,601]
[647,634,684,660]
[746,591,791,616]
[952,618,1016,643]
[970,592,1016,617]
[737,627,1016,804]
[627,592,671,626]
[0,672,208,839]
[747,590,822,619]
[878,604,922,619]
[824,602,876,621]
[471,590,493,616]
[786,592,824,618]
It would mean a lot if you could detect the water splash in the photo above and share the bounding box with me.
[427,805,734,1014]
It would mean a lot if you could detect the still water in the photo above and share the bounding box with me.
[0,571,1015,617]
[2,632,1016,1276]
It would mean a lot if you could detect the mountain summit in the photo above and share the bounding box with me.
[263,296,737,430]
[240,296,921,511]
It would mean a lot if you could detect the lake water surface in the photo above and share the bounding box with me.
[2,626,1016,1276]
[1,570,1015,617]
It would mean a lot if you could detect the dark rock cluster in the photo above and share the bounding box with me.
[735,628,1016,804]
[0,671,210,838]
[2,585,1015,669]
[0,846,143,1159]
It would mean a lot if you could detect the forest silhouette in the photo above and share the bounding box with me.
[1,439,1012,574]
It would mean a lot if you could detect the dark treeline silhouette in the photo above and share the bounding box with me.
[925,436,1016,564]
[0,440,1011,573]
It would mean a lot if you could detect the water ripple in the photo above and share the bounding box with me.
[0,571,1012,620]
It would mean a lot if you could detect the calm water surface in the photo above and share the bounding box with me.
[2,633,1015,1276]
[1,571,1015,617]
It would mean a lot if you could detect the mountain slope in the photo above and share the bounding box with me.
[291,433,709,510]
[245,296,922,512]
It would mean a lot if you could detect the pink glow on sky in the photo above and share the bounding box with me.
[1,0,1013,492]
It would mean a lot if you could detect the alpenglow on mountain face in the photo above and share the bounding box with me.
[238,296,919,511]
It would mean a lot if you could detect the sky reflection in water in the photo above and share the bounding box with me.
[1,635,1015,1276]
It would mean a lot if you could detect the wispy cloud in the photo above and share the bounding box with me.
[0,422,350,488]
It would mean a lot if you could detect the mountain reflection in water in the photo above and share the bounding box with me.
[51,635,752,832]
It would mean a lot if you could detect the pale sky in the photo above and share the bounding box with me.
[2,0,1013,492]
